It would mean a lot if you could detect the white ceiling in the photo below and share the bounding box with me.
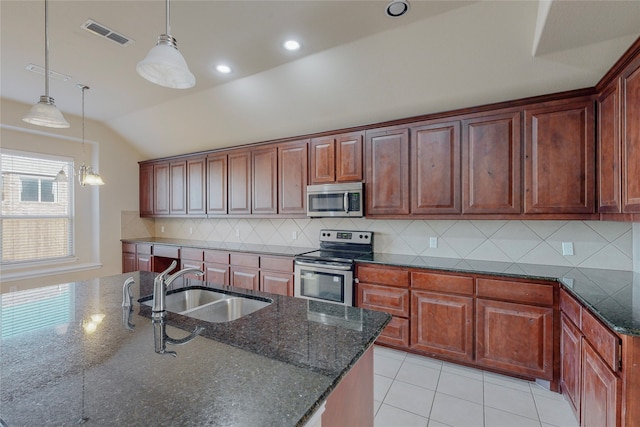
[1,1,639,159]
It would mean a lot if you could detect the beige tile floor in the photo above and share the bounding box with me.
[373,346,580,427]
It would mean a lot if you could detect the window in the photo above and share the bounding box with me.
[1,150,74,265]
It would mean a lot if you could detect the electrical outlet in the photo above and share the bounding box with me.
[562,242,574,256]
[189,227,193,235]
[292,231,298,240]
[235,228,240,237]
[161,226,165,233]
[429,237,438,248]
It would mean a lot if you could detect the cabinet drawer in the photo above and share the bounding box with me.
[358,283,409,317]
[122,242,136,253]
[261,255,293,272]
[136,243,152,255]
[230,253,260,268]
[357,265,409,288]
[476,278,554,306]
[582,309,620,372]
[153,245,179,258]
[560,288,582,328]
[377,316,410,348]
[411,272,474,295]
[204,250,229,264]
[181,247,204,261]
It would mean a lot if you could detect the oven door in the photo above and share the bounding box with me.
[294,260,354,306]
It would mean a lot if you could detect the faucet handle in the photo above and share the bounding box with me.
[122,277,135,307]
[158,260,178,280]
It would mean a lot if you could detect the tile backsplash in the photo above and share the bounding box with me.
[121,211,635,271]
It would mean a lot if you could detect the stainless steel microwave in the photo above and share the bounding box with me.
[306,182,364,217]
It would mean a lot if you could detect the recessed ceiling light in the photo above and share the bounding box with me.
[216,64,232,74]
[283,40,301,51]
[386,0,410,17]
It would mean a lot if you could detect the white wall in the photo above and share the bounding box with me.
[1,98,143,292]
[122,214,636,272]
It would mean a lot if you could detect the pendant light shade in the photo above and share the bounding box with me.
[137,0,195,89]
[22,0,70,128]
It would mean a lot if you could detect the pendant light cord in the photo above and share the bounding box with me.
[44,0,50,98]
[165,0,171,35]
[78,84,89,159]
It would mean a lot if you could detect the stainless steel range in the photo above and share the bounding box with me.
[294,229,373,306]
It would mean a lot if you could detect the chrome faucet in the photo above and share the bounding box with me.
[122,276,135,308]
[152,260,204,318]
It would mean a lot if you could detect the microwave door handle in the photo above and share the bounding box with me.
[344,192,349,213]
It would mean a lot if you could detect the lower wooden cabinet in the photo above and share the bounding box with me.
[476,298,554,379]
[230,267,259,290]
[260,271,293,296]
[560,289,622,426]
[411,290,474,363]
[122,242,153,273]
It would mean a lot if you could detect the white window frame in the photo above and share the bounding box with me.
[1,148,76,268]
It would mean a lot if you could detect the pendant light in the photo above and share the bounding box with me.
[22,0,70,128]
[136,0,195,89]
[77,85,104,186]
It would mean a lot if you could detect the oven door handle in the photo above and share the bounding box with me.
[294,260,353,271]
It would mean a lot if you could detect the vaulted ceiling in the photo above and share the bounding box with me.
[2,1,639,158]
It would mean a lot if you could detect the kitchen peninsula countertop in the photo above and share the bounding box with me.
[0,272,390,426]
[122,238,640,335]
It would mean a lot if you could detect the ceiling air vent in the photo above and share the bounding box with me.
[81,19,134,47]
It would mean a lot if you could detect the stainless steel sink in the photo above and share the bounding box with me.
[181,297,272,323]
[141,287,272,322]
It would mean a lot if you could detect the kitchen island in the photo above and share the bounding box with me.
[0,272,390,426]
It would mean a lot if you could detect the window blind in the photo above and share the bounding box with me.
[1,150,74,265]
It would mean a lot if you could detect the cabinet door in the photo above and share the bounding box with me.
[462,111,522,214]
[357,283,409,318]
[598,82,622,213]
[411,121,461,214]
[154,162,170,215]
[378,316,410,348]
[252,147,278,215]
[169,161,187,215]
[581,340,621,427]
[228,150,251,214]
[621,57,640,212]
[137,254,152,272]
[260,271,293,296]
[411,290,474,363]
[560,313,582,418]
[207,154,228,215]
[365,127,410,215]
[476,298,554,379]
[122,252,136,273]
[310,136,335,184]
[139,163,154,217]
[279,140,308,215]
[524,99,595,214]
[205,263,229,286]
[336,132,363,182]
[230,267,259,290]
[186,157,206,215]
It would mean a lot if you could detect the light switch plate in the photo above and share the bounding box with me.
[562,242,574,256]
[429,237,438,248]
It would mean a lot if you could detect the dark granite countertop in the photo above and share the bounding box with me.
[121,237,640,335]
[122,237,316,257]
[363,253,640,337]
[0,272,390,426]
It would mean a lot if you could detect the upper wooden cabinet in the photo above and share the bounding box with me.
[598,81,622,213]
[228,150,252,215]
[279,139,308,215]
[207,153,228,215]
[310,131,363,184]
[411,120,461,214]
[186,157,206,216]
[139,163,154,217]
[153,162,170,215]
[621,56,640,212]
[169,161,187,215]
[462,111,522,214]
[252,146,278,215]
[365,127,410,216]
[524,97,596,214]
